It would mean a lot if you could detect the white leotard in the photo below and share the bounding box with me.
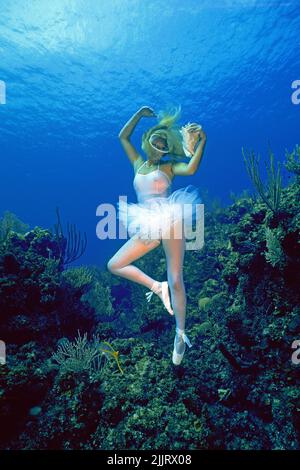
[133,160,172,203]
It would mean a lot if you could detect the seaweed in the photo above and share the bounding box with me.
[284,144,300,176]
[242,146,282,213]
[51,206,87,266]
[50,330,107,375]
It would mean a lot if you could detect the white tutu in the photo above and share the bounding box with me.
[117,184,202,244]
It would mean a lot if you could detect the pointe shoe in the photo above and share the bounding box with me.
[172,327,192,365]
[145,280,174,315]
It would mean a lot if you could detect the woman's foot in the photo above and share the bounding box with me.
[145,280,174,315]
[172,327,192,365]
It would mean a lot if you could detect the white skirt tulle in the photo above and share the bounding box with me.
[117,184,202,244]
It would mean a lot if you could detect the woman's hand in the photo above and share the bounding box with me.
[138,106,157,118]
[198,128,206,141]
[180,122,203,155]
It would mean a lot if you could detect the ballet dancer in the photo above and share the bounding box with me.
[107,106,206,365]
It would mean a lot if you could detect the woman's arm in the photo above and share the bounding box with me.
[118,109,143,139]
[118,106,156,166]
[172,128,207,176]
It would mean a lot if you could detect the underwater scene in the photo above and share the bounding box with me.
[0,0,300,453]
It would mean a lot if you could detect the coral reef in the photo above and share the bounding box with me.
[0,146,299,450]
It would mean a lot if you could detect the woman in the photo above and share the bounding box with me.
[107,105,207,365]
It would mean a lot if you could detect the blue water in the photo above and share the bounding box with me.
[0,0,299,268]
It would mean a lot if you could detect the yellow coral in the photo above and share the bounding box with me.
[99,341,124,375]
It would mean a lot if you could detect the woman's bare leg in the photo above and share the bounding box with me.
[161,221,186,353]
[107,235,161,290]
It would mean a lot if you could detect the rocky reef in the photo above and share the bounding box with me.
[0,146,299,450]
